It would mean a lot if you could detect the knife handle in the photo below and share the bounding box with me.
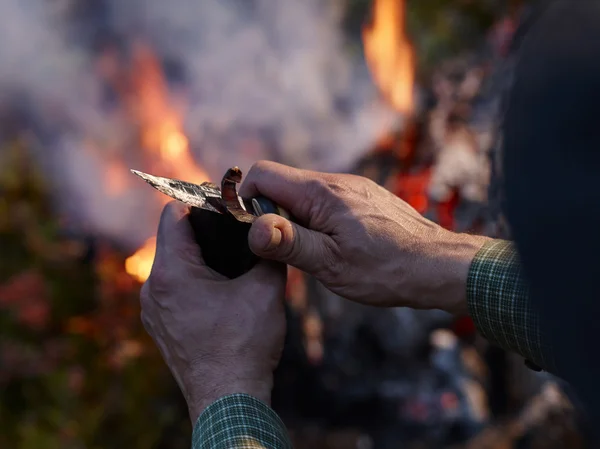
[188,207,258,279]
[250,196,291,220]
[188,196,290,280]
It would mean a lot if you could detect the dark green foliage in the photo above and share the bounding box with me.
[0,141,189,449]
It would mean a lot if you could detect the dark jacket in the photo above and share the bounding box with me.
[503,0,600,427]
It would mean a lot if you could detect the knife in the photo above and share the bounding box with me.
[131,167,290,278]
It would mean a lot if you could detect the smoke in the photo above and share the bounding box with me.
[0,1,74,101]
[107,0,395,171]
[0,0,395,246]
[0,1,104,129]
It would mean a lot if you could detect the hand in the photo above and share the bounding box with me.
[140,202,287,423]
[240,161,490,315]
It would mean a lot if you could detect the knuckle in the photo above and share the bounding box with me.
[246,162,261,179]
[326,173,349,188]
[338,174,371,193]
[357,174,377,190]
[251,160,269,171]
[297,178,329,222]
[319,174,359,201]
[249,160,275,177]
[305,177,329,197]
[244,160,280,194]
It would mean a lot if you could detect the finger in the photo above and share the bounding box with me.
[154,201,205,269]
[239,161,324,220]
[248,213,335,276]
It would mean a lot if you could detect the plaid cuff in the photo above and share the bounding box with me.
[467,240,555,372]
[192,394,292,449]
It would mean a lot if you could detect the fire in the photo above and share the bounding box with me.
[125,0,417,282]
[125,237,157,283]
[363,0,416,114]
[122,43,209,282]
[128,42,208,184]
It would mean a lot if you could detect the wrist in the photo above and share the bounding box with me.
[186,376,273,424]
[419,229,490,315]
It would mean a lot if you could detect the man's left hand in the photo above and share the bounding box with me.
[140,202,287,423]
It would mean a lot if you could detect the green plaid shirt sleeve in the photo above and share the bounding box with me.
[467,240,556,373]
[192,394,292,449]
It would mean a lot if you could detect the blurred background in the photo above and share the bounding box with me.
[0,0,589,448]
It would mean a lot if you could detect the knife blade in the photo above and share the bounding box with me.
[131,167,290,223]
[130,169,224,214]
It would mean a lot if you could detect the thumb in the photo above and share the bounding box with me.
[248,214,335,276]
[153,201,209,274]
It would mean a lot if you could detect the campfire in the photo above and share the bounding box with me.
[0,0,589,448]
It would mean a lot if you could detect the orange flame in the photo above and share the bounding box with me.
[363,0,416,114]
[125,236,157,283]
[123,44,209,282]
[128,43,208,184]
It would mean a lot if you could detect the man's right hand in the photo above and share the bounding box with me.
[240,161,490,315]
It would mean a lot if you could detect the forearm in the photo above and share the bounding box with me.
[466,239,555,373]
